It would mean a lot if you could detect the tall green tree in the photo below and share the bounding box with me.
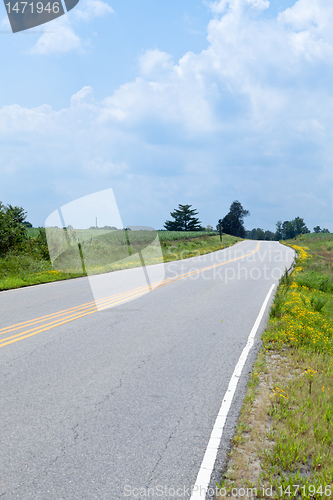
[314,226,330,233]
[264,230,274,241]
[217,201,250,238]
[251,228,265,240]
[164,204,203,231]
[274,217,310,240]
[293,216,310,236]
[246,228,274,240]
[0,202,27,255]
[282,220,296,239]
[247,228,258,239]
[274,221,283,240]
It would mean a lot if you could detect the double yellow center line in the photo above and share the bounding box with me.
[0,243,260,348]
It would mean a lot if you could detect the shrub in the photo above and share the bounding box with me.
[0,202,28,255]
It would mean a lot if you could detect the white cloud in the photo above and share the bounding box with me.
[288,30,333,61]
[74,0,114,20]
[209,1,229,15]
[83,158,127,175]
[99,71,216,133]
[247,0,270,11]
[29,0,113,54]
[1,16,11,28]
[29,18,82,54]
[278,0,332,31]
[71,86,99,107]
[210,0,269,16]
[139,50,174,79]
[3,0,333,230]
[8,0,333,138]
[0,104,54,134]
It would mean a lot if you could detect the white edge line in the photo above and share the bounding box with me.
[190,283,276,500]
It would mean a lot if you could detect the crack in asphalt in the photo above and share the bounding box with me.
[145,404,189,488]
[41,377,123,477]
[0,481,29,499]
[35,353,151,484]
[1,336,58,374]
[94,378,123,410]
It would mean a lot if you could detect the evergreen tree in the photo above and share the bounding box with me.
[217,201,250,238]
[164,204,203,231]
[274,221,283,240]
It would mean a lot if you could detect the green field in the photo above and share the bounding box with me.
[0,229,241,291]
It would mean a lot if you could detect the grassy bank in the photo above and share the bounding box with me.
[160,233,241,262]
[217,235,333,499]
[0,230,241,291]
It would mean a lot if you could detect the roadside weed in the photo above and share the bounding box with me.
[216,237,333,499]
[310,295,328,312]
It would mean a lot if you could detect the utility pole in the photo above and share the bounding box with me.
[218,224,223,242]
[95,217,97,229]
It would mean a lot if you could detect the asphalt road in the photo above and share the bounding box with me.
[0,240,295,500]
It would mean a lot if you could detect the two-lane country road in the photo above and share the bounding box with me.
[0,240,295,500]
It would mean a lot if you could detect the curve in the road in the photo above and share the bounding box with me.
[0,242,260,349]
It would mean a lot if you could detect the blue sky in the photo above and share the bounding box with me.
[1,0,332,232]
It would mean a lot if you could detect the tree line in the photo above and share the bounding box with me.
[218,201,330,239]
[163,201,330,239]
[1,200,330,259]
[247,218,329,240]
